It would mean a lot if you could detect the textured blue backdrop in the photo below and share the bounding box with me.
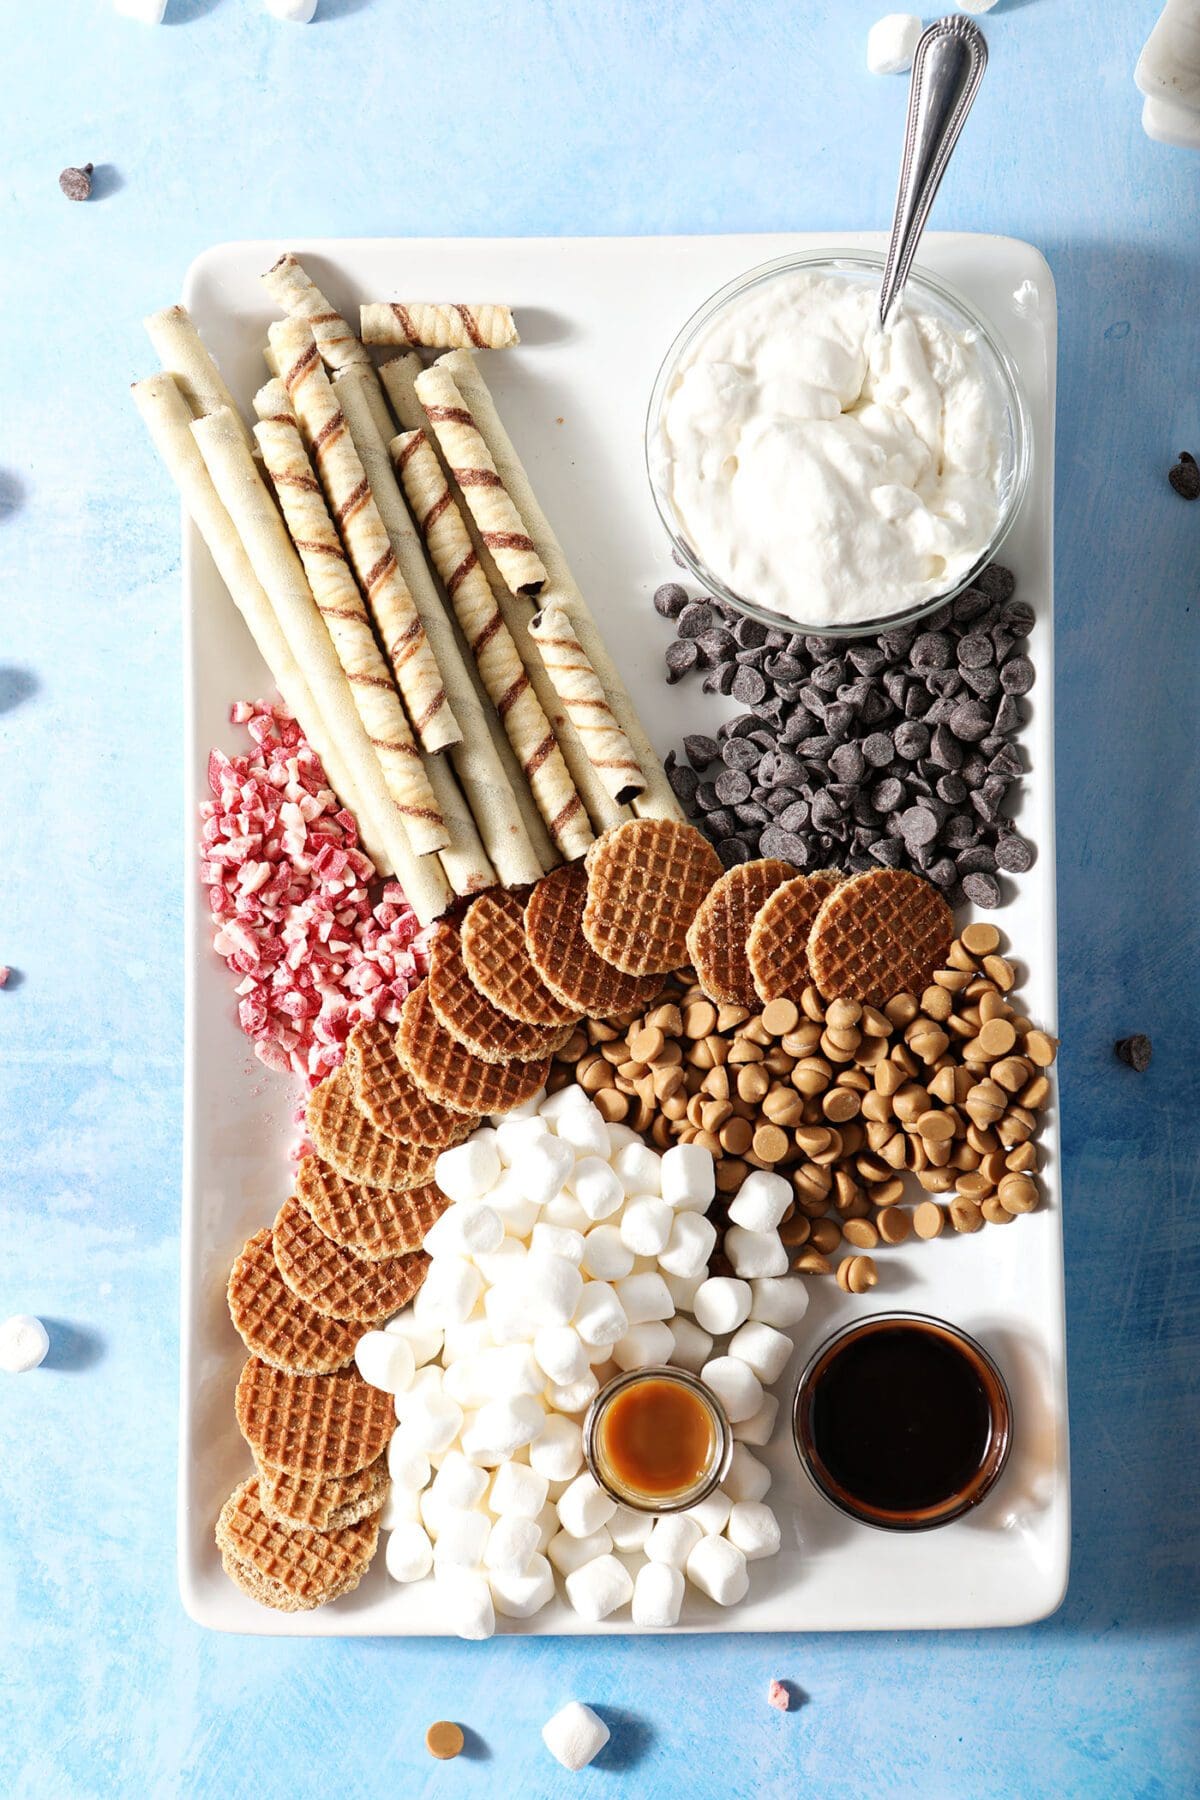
[1,2,1197,1796]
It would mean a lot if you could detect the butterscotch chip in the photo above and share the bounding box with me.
[582,818,722,975]
[752,1123,790,1164]
[629,1025,666,1064]
[683,999,718,1039]
[235,1356,395,1479]
[842,1218,879,1250]
[836,1253,878,1294]
[912,1200,945,1240]
[273,1194,430,1322]
[524,862,664,1017]
[426,1722,465,1761]
[228,1228,364,1375]
[746,872,844,1003]
[981,1195,1015,1225]
[428,921,573,1063]
[347,1021,482,1147]
[977,1017,1017,1058]
[807,870,953,1007]
[997,1173,1037,1214]
[460,889,579,1027]
[1023,1030,1058,1067]
[960,923,1001,956]
[397,982,550,1116]
[255,1452,389,1533]
[685,857,796,1005]
[875,1205,910,1244]
[308,1063,460,1190]
[948,1195,985,1234]
[296,1158,449,1261]
[216,1477,379,1612]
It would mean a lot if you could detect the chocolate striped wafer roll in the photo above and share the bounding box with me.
[528,605,647,806]
[270,319,462,756]
[251,383,448,858]
[394,429,593,862]
[261,252,371,374]
[413,363,548,599]
[145,304,253,448]
[360,303,519,352]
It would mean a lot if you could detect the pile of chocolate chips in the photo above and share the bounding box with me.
[656,564,1035,910]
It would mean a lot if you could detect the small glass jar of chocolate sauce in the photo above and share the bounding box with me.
[584,1367,733,1514]
[793,1313,1012,1531]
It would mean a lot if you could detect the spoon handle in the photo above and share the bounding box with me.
[878,16,988,330]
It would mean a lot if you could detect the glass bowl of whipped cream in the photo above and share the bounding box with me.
[645,251,1031,638]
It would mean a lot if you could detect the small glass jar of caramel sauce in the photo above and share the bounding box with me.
[584,1367,733,1513]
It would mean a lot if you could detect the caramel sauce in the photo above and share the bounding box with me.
[597,1375,716,1499]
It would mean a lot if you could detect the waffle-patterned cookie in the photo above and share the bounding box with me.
[216,1477,380,1611]
[747,870,845,1003]
[273,1193,430,1322]
[295,1156,450,1261]
[428,921,575,1064]
[807,868,954,1006]
[346,1019,481,1146]
[227,1228,363,1374]
[686,858,797,1005]
[524,861,664,1017]
[396,981,550,1115]
[254,1451,390,1533]
[582,818,722,976]
[461,889,579,1027]
[235,1355,395,1478]
[307,1062,461,1190]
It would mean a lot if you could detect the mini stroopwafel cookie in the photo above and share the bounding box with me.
[273,1193,430,1322]
[524,861,664,1017]
[235,1355,395,1478]
[460,889,579,1027]
[686,858,796,1005]
[346,1020,481,1146]
[307,1062,465,1190]
[807,868,954,1006]
[216,1477,380,1611]
[428,921,575,1064]
[255,1451,390,1533]
[396,981,550,1115]
[747,870,845,1003]
[581,818,722,976]
[227,1227,364,1374]
[296,1157,450,1261]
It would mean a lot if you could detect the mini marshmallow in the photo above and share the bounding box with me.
[487,1177,541,1241]
[726,1500,782,1561]
[474,1239,527,1286]
[502,1087,546,1121]
[460,1395,544,1462]
[538,1084,593,1126]
[619,1195,673,1256]
[435,1134,502,1204]
[728,1320,794,1387]
[564,1552,634,1622]
[556,1102,611,1161]
[725,1226,789,1280]
[692,1276,752,1337]
[667,1315,713,1374]
[723,1444,772,1503]
[701,1356,764,1424]
[732,1390,779,1447]
[114,0,168,21]
[608,1503,654,1552]
[484,1280,537,1346]
[646,1513,702,1568]
[632,1559,685,1628]
[612,1321,675,1371]
[483,1513,540,1577]
[413,1255,482,1327]
[533,1324,589,1387]
[572,1281,628,1349]
[480,1344,545,1398]
[385,1520,433,1583]
[556,1471,617,1538]
[686,1489,733,1537]
[495,1114,552,1166]
[432,1506,491,1568]
[726,1169,792,1233]
[529,1413,584,1482]
[532,1501,559,1553]
[570,1156,624,1222]
[581,1225,635,1281]
[384,1314,442,1367]
[686,1534,750,1606]
[542,1700,611,1772]
[530,1222,585,1266]
[487,1460,549,1519]
[440,1319,493,1365]
[613,1140,663,1197]
[353,1329,415,1396]
[615,1271,674,1324]
[658,1211,717,1279]
[541,1190,592,1233]
[388,1427,432,1491]
[866,12,921,76]
[547,1526,613,1575]
[662,1269,706,1313]
[429,1450,489,1510]
[490,1552,555,1619]
[750,1276,811,1329]
[265,0,319,20]
[660,1142,715,1211]
[435,1565,496,1640]
[380,1483,421,1530]
[512,1134,575,1209]
[424,1201,504,1259]
[419,1486,452,1539]
[401,1390,464,1455]
[520,1253,584,1328]
[544,1371,599,1415]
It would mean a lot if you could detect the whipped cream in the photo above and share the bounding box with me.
[658,270,1004,627]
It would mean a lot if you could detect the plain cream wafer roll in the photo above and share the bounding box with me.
[433,350,683,823]
[190,405,451,924]
[251,388,448,857]
[270,319,461,756]
[414,362,548,599]
[130,372,389,873]
[528,605,646,805]
[144,304,252,448]
[360,303,519,351]
[261,251,371,373]
[334,365,551,886]
[395,429,593,861]
[379,354,625,840]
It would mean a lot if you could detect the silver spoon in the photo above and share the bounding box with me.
[877,16,989,330]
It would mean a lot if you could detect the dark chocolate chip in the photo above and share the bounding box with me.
[894,721,930,761]
[1000,656,1035,695]
[958,633,994,669]
[667,764,699,805]
[962,666,1001,699]
[683,734,719,769]
[862,732,894,767]
[1168,452,1200,500]
[653,582,689,619]
[936,773,967,805]
[1114,1033,1152,1071]
[898,805,938,846]
[735,617,769,648]
[999,601,1035,638]
[677,602,717,639]
[714,769,751,807]
[731,666,766,706]
[911,632,951,670]
[59,163,94,202]
[928,858,958,888]
[829,742,866,784]
[716,836,751,869]
[975,565,1016,603]
[758,826,808,863]
[721,737,759,772]
[870,777,905,813]
[961,871,1001,908]
[994,833,1034,873]
[956,846,996,874]
[665,640,698,682]
[948,700,992,742]
[868,837,904,868]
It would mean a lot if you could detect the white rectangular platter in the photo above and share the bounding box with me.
[180,232,1066,1635]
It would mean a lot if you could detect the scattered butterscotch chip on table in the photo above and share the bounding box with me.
[425,1720,466,1761]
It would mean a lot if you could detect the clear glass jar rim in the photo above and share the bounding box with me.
[583,1365,734,1515]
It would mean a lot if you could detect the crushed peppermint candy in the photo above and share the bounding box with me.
[0,967,9,988]
[767,1680,791,1712]
[199,701,429,1094]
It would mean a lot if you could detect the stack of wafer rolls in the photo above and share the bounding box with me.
[528,605,646,805]
[360,303,519,351]
[262,252,371,375]
[144,305,252,449]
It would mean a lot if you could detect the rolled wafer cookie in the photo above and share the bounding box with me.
[130,373,389,873]
[262,251,372,373]
[190,404,450,924]
[395,429,593,861]
[360,302,519,351]
[252,384,447,857]
[434,350,683,825]
[414,362,547,599]
[528,605,646,805]
[144,304,252,448]
[270,318,462,757]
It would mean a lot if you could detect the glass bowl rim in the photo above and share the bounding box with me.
[583,1364,734,1515]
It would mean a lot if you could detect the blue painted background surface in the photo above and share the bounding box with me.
[1,2,1197,1795]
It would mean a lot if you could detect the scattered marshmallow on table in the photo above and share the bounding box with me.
[379,1483,420,1531]
[542,1700,611,1772]
[866,12,921,76]
[564,1552,634,1622]
[385,1520,434,1584]
[692,1275,752,1337]
[515,1133,574,1208]
[531,1222,585,1266]
[521,1253,583,1328]
[541,1189,592,1233]
[399,1389,463,1455]
[491,1553,555,1619]
[725,1226,789,1280]
[0,1314,50,1375]
[423,1201,504,1259]
[723,1444,772,1503]
[686,1534,750,1607]
[726,1500,782,1562]
[662,1269,705,1313]
[435,1565,496,1640]
[660,1142,715,1211]
[728,1320,794,1387]
[114,0,168,22]
[488,1460,549,1519]
[388,1426,432,1491]
[354,1328,416,1397]
[632,1560,685,1629]
[556,1471,617,1538]
[495,1114,549,1166]
[646,1513,702,1568]
[612,1320,675,1371]
[726,1169,791,1233]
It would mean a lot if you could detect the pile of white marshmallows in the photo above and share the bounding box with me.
[354,1084,810,1637]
